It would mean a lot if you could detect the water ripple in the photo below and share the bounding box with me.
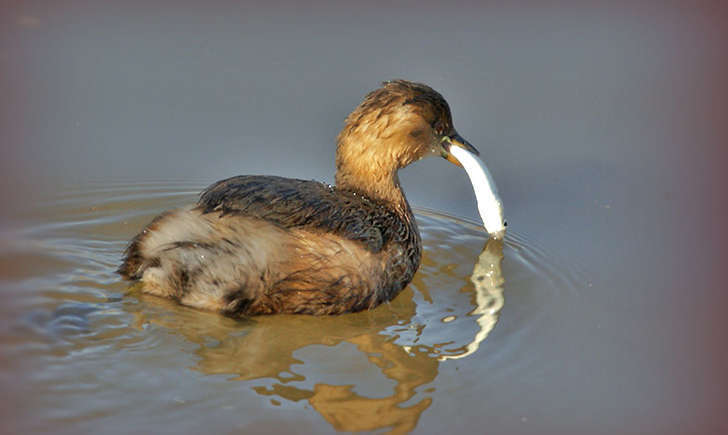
[0,181,586,434]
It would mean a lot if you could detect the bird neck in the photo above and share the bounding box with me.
[334,128,414,214]
[335,167,410,213]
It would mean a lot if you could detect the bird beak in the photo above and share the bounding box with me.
[440,133,480,167]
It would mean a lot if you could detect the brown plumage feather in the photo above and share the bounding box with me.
[119,79,460,316]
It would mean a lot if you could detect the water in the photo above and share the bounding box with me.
[1,183,584,434]
[2,183,577,433]
[2,2,726,434]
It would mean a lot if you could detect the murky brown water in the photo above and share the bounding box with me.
[1,182,582,434]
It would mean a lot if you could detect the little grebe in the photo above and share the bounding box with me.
[119,80,506,316]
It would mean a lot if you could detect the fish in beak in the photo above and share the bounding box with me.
[440,133,507,239]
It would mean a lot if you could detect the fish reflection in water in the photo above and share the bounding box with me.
[127,236,505,433]
[438,237,504,361]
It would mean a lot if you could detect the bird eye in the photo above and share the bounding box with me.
[504,220,508,227]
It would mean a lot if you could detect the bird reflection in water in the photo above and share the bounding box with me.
[127,236,505,434]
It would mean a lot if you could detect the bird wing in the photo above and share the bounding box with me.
[197,175,388,252]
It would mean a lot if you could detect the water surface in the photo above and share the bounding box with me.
[1,182,581,434]
[2,2,726,434]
